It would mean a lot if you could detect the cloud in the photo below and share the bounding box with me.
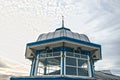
[0,61,8,68]
[0,0,120,77]
[0,74,10,80]
[0,55,29,76]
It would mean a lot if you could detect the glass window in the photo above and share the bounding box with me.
[46,52,52,57]
[66,66,77,75]
[53,52,60,56]
[39,57,61,66]
[78,59,88,76]
[65,51,90,77]
[37,62,44,75]
[37,67,44,75]
[81,54,88,59]
[46,66,61,75]
[74,53,81,58]
[47,57,61,65]
[39,53,46,58]
[37,51,61,76]
[37,50,91,77]
[66,57,76,66]
[78,59,88,68]
[78,68,88,76]
[66,52,74,57]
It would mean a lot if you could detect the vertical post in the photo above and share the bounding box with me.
[89,53,94,77]
[64,51,66,75]
[30,58,34,76]
[61,51,62,75]
[61,42,65,76]
[90,61,94,77]
[30,50,40,76]
[34,52,39,76]
[91,61,94,77]
[88,55,92,77]
[44,59,47,75]
[61,49,65,75]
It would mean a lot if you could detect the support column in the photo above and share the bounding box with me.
[90,60,94,77]
[44,59,47,75]
[30,50,40,76]
[30,59,34,76]
[89,53,94,77]
[88,55,92,77]
[61,51,64,75]
[61,46,65,75]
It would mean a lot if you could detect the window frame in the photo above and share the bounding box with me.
[36,48,92,78]
[37,51,61,76]
[65,50,91,77]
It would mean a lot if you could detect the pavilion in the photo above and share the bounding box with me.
[11,16,102,80]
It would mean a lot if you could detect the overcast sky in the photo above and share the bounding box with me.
[0,0,120,77]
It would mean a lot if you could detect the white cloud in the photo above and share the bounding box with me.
[0,0,120,77]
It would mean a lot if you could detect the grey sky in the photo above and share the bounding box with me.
[0,0,120,76]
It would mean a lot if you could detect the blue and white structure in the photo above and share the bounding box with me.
[11,17,102,80]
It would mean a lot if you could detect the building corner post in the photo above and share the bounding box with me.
[30,50,40,76]
[61,44,65,76]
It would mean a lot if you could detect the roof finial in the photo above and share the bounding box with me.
[62,16,64,28]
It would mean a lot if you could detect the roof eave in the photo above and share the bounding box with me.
[25,36,102,60]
